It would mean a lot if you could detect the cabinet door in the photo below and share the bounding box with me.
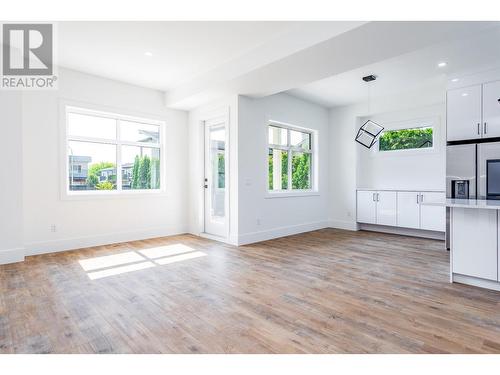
[447,85,482,141]
[420,192,446,232]
[452,208,497,281]
[376,191,397,226]
[357,191,376,224]
[483,80,500,138]
[397,192,420,229]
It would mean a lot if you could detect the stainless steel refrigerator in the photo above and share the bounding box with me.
[446,141,500,248]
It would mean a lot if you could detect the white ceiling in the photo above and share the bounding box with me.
[56,21,363,92]
[288,23,500,108]
[55,21,500,110]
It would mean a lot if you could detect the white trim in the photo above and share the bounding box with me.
[237,220,329,246]
[452,273,500,292]
[358,223,445,240]
[0,247,25,265]
[24,227,187,257]
[328,220,359,231]
[267,118,317,194]
[265,191,320,199]
[59,99,166,199]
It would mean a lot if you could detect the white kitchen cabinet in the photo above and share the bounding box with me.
[483,80,500,139]
[447,85,482,142]
[397,192,420,229]
[420,192,446,232]
[452,208,497,281]
[357,191,377,224]
[376,191,397,226]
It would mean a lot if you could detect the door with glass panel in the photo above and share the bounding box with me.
[204,118,227,237]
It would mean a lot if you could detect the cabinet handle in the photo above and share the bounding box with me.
[420,194,424,203]
[477,123,481,135]
[373,193,376,202]
[484,122,487,134]
[377,193,380,202]
[417,194,420,204]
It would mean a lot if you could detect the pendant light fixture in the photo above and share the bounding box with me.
[355,75,384,149]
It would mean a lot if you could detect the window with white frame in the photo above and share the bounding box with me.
[66,106,163,193]
[268,123,313,192]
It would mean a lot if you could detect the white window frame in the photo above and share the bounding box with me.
[266,121,317,197]
[63,105,166,198]
[374,117,440,157]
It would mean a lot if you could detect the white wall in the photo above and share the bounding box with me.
[328,84,446,230]
[21,68,189,256]
[0,91,24,263]
[357,104,446,190]
[237,93,330,244]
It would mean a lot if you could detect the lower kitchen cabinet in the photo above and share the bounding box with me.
[356,190,396,226]
[356,190,377,224]
[397,192,420,229]
[420,192,446,231]
[376,191,397,226]
[452,208,497,281]
[357,189,445,232]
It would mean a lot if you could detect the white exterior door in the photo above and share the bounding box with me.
[420,192,446,232]
[356,191,376,224]
[447,85,482,141]
[204,118,228,237]
[397,192,420,229]
[452,208,497,281]
[483,80,500,139]
[376,191,397,226]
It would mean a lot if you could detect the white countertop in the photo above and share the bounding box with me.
[357,188,445,192]
[424,198,500,210]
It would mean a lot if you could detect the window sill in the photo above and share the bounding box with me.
[265,191,320,199]
[61,190,168,201]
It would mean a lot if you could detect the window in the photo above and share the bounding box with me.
[66,106,163,194]
[268,123,313,192]
[378,126,433,152]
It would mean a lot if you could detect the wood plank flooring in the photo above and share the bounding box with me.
[1,228,500,353]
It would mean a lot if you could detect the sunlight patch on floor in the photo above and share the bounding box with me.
[78,244,206,280]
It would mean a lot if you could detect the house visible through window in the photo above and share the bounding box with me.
[66,107,163,193]
[378,126,433,152]
[268,123,313,191]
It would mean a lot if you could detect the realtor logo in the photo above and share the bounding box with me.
[1,23,57,89]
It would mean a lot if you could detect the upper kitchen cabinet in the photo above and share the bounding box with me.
[483,80,500,138]
[447,84,482,142]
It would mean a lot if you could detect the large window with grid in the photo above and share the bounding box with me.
[65,106,164,194]
[268,123,314,192]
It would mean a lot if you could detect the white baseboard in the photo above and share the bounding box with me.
[328,219,359,231]
[0,247,25,265]
[453,273,500,291]
[24,226,188,257]
[358,223,445,240]
[237,220,329,246]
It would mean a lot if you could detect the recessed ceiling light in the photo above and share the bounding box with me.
[144,52,153,57]
[451,78,459,83]
[438,62,447,68]
[462,93,468,97]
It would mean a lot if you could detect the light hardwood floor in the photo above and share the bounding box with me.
[1,229,500,354]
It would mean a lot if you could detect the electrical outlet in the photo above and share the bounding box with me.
[50,224,57,233]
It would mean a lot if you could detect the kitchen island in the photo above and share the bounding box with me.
[425,199,500,291]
